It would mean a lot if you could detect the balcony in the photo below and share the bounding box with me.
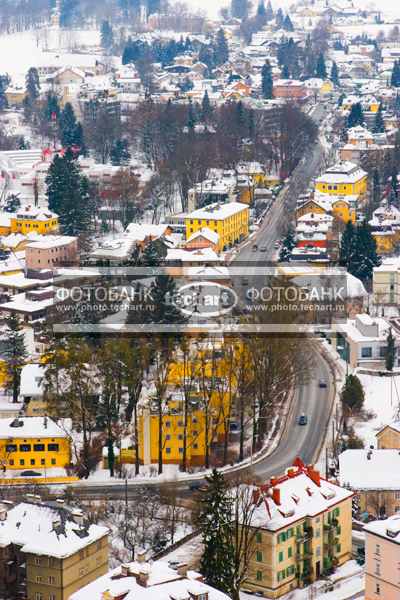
[323,519,338,532]
[296,548,313,561]
[324,536,339,550]
[296,527,313,542]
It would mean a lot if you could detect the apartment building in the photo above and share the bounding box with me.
[316,160,367,203]
[339,449,400,517]
[0,416,70,472]
[273,80,307,100]
[364,516,400,600]
[10,205,58,235]
[244,461,354,598]
[376,424,400,449]
[373,258,400,306]
[0,496,108,600]
[186,202,249,251]
[25,236,78,268]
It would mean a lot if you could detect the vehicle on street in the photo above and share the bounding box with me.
[319,379,327,387]
[298,414,308,426]
[274,240,280,249]
[189,481,202,491]
[20,470,42,477]
[242,277,249,285]
[260,245,266,252]
[252,244,258,251]
[230,422,238,430]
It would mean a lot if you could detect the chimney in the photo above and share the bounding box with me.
[306,464,314,473]
[0,509,6,521]
[253,488,260,504]
[270,476,278,486]
[177,563,188,577]
[308,468,321,487]
[12,417,20,428]
[26,494,35,504]
[287,468,295,478]
[121,564,130,577]
[272,487,281,506]
[35,496,42,505]
[367,450,372,460]
[137,550,147,563]
[72,511,83,526]
[56,499,65,507]
[137,570,149,587]
[52,519,61,530]
[44,416,48,429]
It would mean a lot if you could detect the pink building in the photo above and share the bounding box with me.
[25,236,78,268]
[364,515,400,600]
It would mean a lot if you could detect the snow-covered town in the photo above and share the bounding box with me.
[2,0,400,599]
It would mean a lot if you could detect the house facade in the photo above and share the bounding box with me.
[364,516,400,600]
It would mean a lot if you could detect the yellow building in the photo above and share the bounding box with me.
[296,194,358,224]
[376,424,400,449]
[342,95,380,113]
[316,160,367,203]
[11,204,58,235]
[186,202,249,251]
[244,461,354,598]
[0,213,12,236]
[369,204,400,254]
[0,416,70,471]
[5,87,28,107]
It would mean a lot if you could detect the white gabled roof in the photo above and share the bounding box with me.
[189,202,248,221]
[186,227,220,244]
[364,515,400,543]
[19,364,45,397]
[0,416,65,440]
[13,205,58,221]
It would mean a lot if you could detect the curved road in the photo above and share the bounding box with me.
[61,103,334,498]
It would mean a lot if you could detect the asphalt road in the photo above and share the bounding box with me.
[58,103,334,500]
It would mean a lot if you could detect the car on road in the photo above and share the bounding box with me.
[230,421,238,430]
[318,379,327,387]
[260,245,266,252]
[298,414,308,426]
[189,481,202,491]
[252,244,258,251]
[242,277,249,285]
[20,470,42,477]
[274,240,280,249]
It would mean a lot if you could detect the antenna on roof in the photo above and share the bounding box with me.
[51,112,57,150]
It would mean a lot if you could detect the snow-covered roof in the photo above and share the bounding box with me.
[188,266,230,280]
[0,501,108,559]
[19,364,44,397]
[186,227,220,245]
[69,560,231,600]
[125,223,170,241]
[250,462,354,531]
[364,515,400,543]
[189,202,248,221]
[0,416,65,439]
[339,449,400,490]
[0,290,54,315]
[166,248,219,263]
[316,160,367,185]
[14,205,58,221]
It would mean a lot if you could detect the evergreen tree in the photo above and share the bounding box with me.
[201,90,213,121]
[236,100,245,128]
[147,0,161,16]
[385,329,396,371]
[275,7,284,28]
[257,1,265,16]
[261,59,274,99]
[110,139,131,166]
[18,136,30,150]
[338,92,345,107]
[215,29,229,65]
[187,98,196,132]
[0,77,8,111]
[279,224,298,261]
[316,53,327,79]
[59,0,80,27]
[45,148,91,237]
[25,67,40,100]
[198,469,233,595]
[265,0,273,20]
[340,374,364,413]
[126,273,187,326]
[141,239,167,267]
[58,102,78,146]
[346,102,364,128]
[392,60,400,87]
[339,220,356,267]
[45,93,60,121]
[3,313,27,403]
[372,104,385,133]
[283,15,294,32]
[231,0,251,19]
[282,64,290,79]
[100,20,114,50]
[3,194,21,213]
[330,61,339,86]
[350,221,381,280]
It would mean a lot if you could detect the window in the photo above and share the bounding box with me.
[193,430,198,437]
[277,532,286,544]
[375,562,380,575]
[48,576,54,585]
[166,448,171,454]
[48,558,54,567]
[287,565,295,576]
[277,570,285,582]
[278,551,283,563]
[79,550,84,560]
[332,507,340,518]
[165,435,171,441]
[5,444,17,453]
[51,459,56,465]
[257,532,262,543]
[97,540,101,550]
[35,557,41,565]
[20,444,31,452]
[165,422,171,428]
[96,557,102,567]
[256,570,263,581]
[336,544,341,553]
[34,444,45,451]
[316,528,321,538]
[47,444,59,451]
[193,444,198,450]
[86,565,89,574]
[257,551,263,562]
[380,493,386,500]
[36,594,42,600]
[361,347,372,358]
[336,526,341,535]
[79,568,83,577]
[316,546,321,557]
[288,547,292,559]
[357,494,361,500]
[30,459,35,465]
[20,459,25,466]
[178,421,183,428]
[35,573,42,582]
[178,435,183,441]
[375,544,380,555]
[375,583,380,595]
[287,528,294,539]
[178,448,183,454]
[9,460,14,466]
[49,595,55,600]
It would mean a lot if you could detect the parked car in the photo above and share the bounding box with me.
[230,422,238,430]
[298,413,308,426]
[242,277,249,285]
[274,240,280,249]
[319,379,327,388]
[20,470,42,477]
[260,245,266,252]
